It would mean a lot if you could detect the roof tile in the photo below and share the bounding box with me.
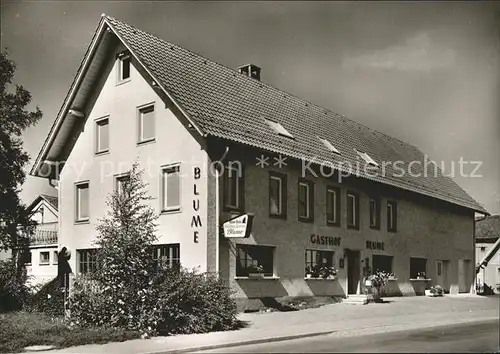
[106,16,486,214]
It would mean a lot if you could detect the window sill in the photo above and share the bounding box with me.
[223,207,243,214]
[235,276,280,280]
[75,219,90,225]
[298,217,314,224]
[160,208,181,215]
[116,78,131,86]
[410,278,431,281]
[347,225,359,230]
[137,138,156,146]
[304,277,338,281]
[95,150,110,157]
[269,214,287,220]
[39,263,50,266]
[326,222,340,227]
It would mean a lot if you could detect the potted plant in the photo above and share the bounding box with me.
[318,265,338,279]
[416,272,427,280]
[247,264,264,279]
[305,265,313,279]
[425,284,444,297]
[366,270,391,302]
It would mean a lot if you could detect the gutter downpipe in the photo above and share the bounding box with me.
[214,146,230,279]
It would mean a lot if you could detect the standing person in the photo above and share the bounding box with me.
[57,247,72,289]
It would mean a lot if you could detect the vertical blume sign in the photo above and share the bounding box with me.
[223,214,254,238]
[192,166,202,243]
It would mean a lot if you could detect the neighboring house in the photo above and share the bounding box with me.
[24,194,59,287]
[30,15,488,308]
[475,215,500,294]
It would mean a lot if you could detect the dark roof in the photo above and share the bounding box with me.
[476,215,500,240]
[40,194,58,211]
[31,15,488,215]
[27,194,58,213]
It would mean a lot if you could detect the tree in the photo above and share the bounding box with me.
[78,161,159,329]
[0,51,42,260]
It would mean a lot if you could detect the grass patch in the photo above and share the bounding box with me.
[0,311,140,353]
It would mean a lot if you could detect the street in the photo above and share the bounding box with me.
[195,319,500,353]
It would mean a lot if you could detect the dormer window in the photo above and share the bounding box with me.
[356,150,378,167]
[265,119,294,139]
[318,137,340,154]
[117,52,131,83]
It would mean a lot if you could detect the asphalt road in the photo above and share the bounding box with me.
[195,319,500,353]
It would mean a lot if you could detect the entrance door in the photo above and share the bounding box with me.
[458,259,472,293]
[346,250,361,294]
[436,260,443,286]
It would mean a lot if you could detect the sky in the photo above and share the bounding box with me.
[1,1,499,215]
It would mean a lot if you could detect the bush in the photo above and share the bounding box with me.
[70,267,238,336]
[0,259,30,312]
[152,267,238,335]
[69,274,157,333]
[27,277,65,317]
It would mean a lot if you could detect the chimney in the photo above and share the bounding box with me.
[237,63,261,81]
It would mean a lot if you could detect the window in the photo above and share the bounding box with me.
[372,255,393,274]
[53,251,58,265]
[78,249,98,274]
[138,105,155,143]
[265,119,294,139]
[236,245,274,277]
[269,172,287,218]
[224,165,244,211]
[305,249,334,278]
[95,117,109,154]
[387,200,397,232]
[161,164,181,212]
[298,179,314,222]
[151,244,180,269]
[75,182,89,222]
[326,186,341,226]
[437,261,442,276]
[39,251,50,265]
[118,53,131,82]
[369,198,380,229]
[356,150,379,167]
[480,246,486,252]
[115,173,130,195]
[347,191,359,229]
[410,257,427,279]
[318,137,340,154]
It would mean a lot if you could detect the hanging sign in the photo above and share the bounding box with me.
[223,213,254,238]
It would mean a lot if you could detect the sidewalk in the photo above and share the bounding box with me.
[38,295,499,354]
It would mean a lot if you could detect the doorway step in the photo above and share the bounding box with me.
[342,294,368,305]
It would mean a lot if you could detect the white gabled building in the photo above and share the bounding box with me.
[30,15,488,309]
[24,194,59,287]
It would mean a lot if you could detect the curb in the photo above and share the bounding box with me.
[143,330,337,354]
[146,316,499,354]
